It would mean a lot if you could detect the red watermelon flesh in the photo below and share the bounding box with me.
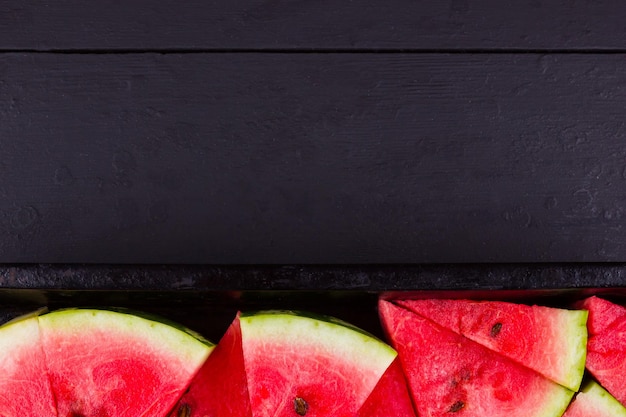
[38,309,212,417]
[239,311,397,417]
[0,316,57,417]
[379,300,574,417]
[578,296,626,406]
[169,311,401,417]
[356,357,417,417]
[562,380,626,417]
[168,313,252,417]
[396,299,588,390]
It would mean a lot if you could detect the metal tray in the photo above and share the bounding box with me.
[1,264,625,341]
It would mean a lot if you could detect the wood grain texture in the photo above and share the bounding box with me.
[1,53,626,263]
[2,264,626,291]
[2,264,626,340]
[1,0,626,51]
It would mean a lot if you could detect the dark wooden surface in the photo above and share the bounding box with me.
[3,264,626,291]
[2,264,626,340]
[2,53,626,263]
[1,3,626,266]
[2,1,626,51]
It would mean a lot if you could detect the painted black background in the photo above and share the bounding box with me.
[2,1,626,264]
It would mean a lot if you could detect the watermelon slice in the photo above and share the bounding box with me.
[0,314,57,417]
[578,296,626,406]
[396,299,587,390]
[240,311,397,417]
[379,300,574,417]
[356,357,417,417]
[38,309,213,417]
[169,314,252,417]
[170,311,403,417]
[562,379,626,417]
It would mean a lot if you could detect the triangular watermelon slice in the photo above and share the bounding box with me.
[562,379,626,417]
[395,299,588,390]
[170,311,405,417]
[356,357,417,417]
[240,311,397,417]
[379,300,574,417]
[578,296,626,406]
[169,313,252,417]
[0,314,57,417]
[38,309,213,417]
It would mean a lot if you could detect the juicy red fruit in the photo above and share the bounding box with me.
[578,296,626,406]
[170,311,406,417]
[168,315,252,417]
[379,300,574,417]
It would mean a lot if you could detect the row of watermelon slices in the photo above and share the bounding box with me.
[1,295,626,417]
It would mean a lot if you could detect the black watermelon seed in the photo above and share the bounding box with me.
[294,397,309,416]
[490,322,503,337]
[177,404,191,417]
[449,401,465,413]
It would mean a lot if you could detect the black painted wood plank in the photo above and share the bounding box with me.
[2,264,626,291]
[3,263,626,340]
[1,53,626,263]
[1,1,626,51]
[2,263,626,339]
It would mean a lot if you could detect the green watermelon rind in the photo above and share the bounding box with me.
[239,310,397,369]
[240,309,388,344]
[539,386,575,417]
[104,306,214,347]
[574,380,626,416]
[41,307,214,347]
[0,307,48,329]
[38,308,214,365]
[561,309,588,391]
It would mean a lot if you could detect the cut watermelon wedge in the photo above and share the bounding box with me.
[169,313,252,417]
[356,357,417,417]
[562,379,626,417]
[395,299,587,390]
[0,315,57,417]
[240,311,397,417]
[170,311,400,417]
[38,309,213,417]
[578,296,626,406]
[379,300,574,417]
